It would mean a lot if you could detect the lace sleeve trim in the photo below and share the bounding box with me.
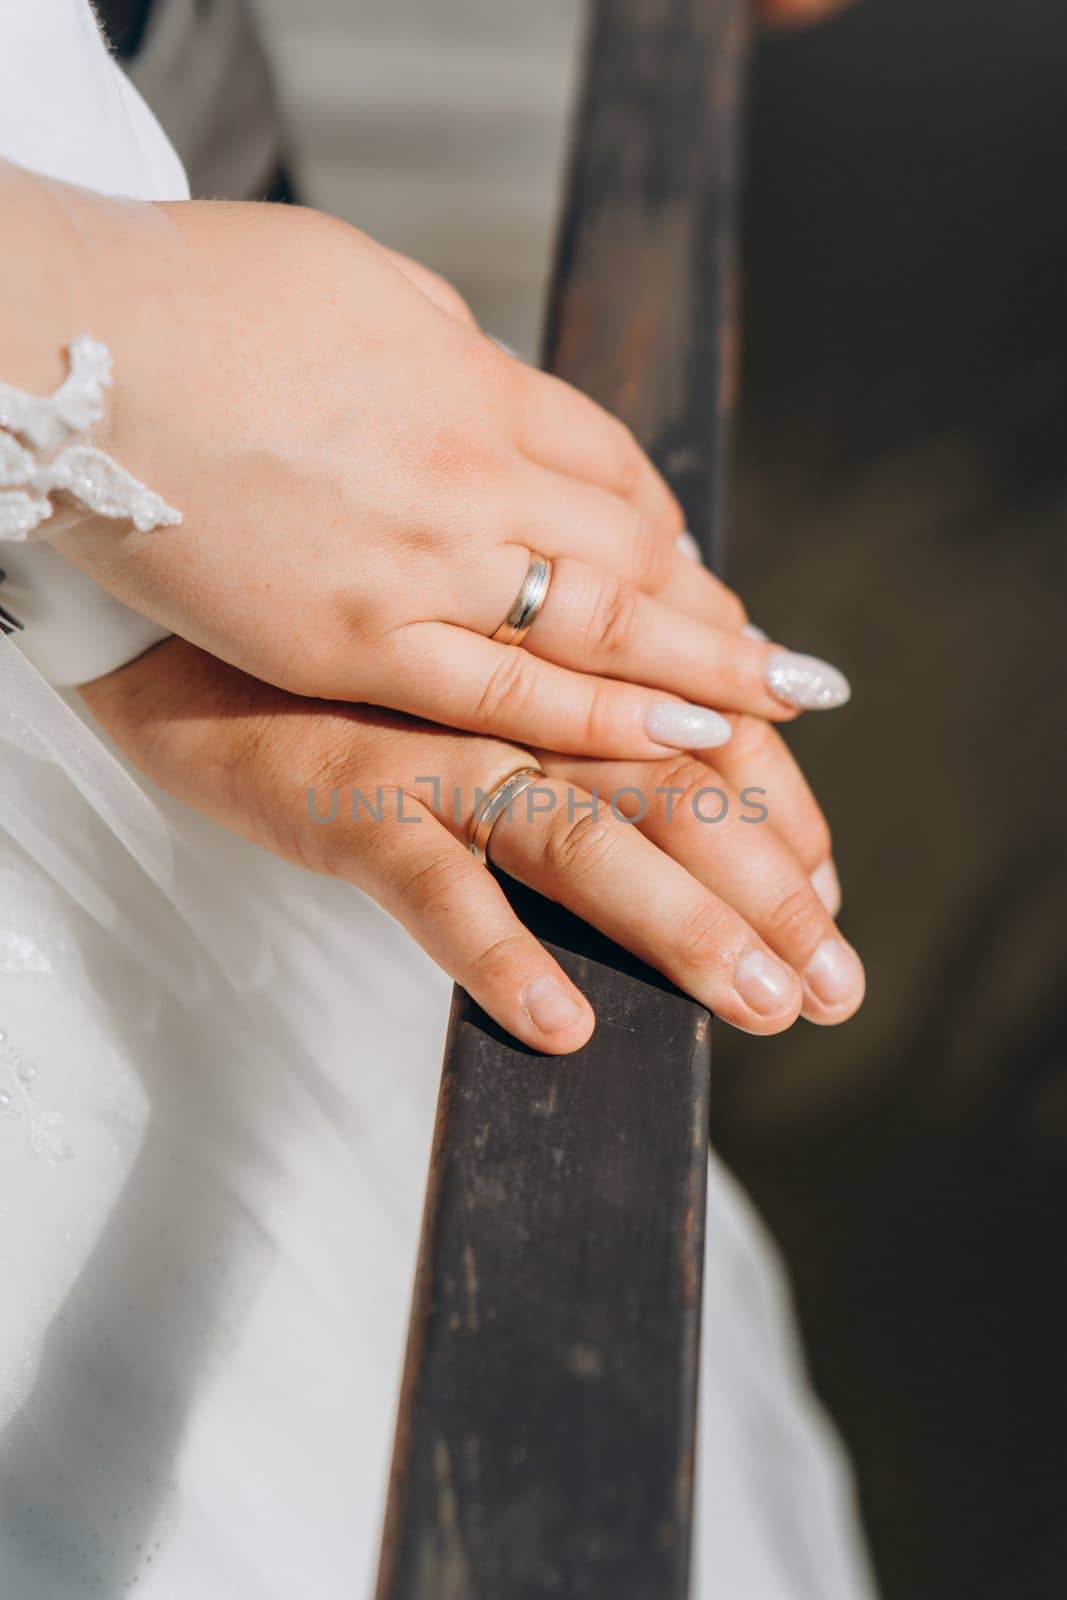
[0,337,181,542]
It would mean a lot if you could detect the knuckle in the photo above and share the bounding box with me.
[475,650,534,729]
[669,898,732,972]
[469,930,535,985]
[395,846,468,916]
[542,808,621,881]
[589,576,639,660]
[650,753,714,797]
[470,340,523,417]
[652,754,746,828]
[763,880,824,949]
[803,815,834,871]
[581,679,627,751]
[648,754,718,815]
[610,420,643,497]
[718,589,749,630]
[659,483,686,537]
[432,274,477,326]
[630,515,673,591]
[417,417,494,494]
[299,735,383,873]
[725,714,773,764]
[285,593,383,695]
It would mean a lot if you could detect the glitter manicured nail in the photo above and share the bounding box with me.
[766,650,851,711]
[645,702,732,749]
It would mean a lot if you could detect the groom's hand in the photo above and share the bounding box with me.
[82,639,864,1055]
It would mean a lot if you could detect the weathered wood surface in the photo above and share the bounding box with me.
[545,0,747,569]
[377,3,747,1597]
[377,947,711,1600]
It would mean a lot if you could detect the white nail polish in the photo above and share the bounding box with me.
[766,650,851,711]
[810,859,842,918]
[742,623,769,642]
[676,529,704,562]
[645,702,732,749]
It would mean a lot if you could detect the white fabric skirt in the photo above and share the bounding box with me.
[0,638,876,1599]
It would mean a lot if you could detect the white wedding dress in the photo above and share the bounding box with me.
[0,6,877,1596]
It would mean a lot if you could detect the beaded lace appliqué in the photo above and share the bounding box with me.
[0,336,181,542]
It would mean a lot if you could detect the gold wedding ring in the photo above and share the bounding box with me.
[490,553,553,647]
[468,764,545,864]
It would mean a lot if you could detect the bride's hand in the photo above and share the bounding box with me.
[29,182,850,754]
[82,639,864,1055]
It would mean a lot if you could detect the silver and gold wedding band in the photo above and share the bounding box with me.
[468,764,545,864]
[490,553,553,647]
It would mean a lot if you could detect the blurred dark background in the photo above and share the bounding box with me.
[97,2,1067,1594]
[721,2,1067,1596]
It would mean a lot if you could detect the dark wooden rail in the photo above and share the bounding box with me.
[376,4,747,1596]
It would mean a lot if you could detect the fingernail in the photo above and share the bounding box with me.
[524,977,585,1033]
[676,529,703,562]
[805,938,865,1007]
[810,859,842,918]
[766,650,851,711]
[646,702,732,749]
[742,623,769,642]
[735,949,797,1016]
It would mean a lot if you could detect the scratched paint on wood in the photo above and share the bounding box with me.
[377,3,745,1595]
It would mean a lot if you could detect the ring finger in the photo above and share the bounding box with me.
[329,729,805,1038]
[429,543,848,722]
[489,552,848,720]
